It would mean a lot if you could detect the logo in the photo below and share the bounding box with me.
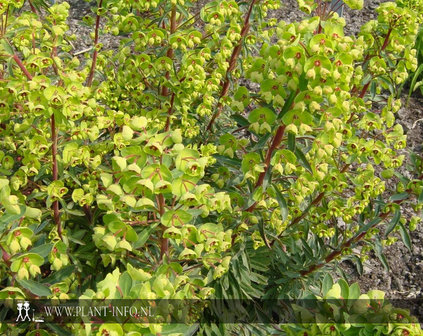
[16,301,44,323]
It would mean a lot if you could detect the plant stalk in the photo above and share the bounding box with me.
[163,5,177,131]
[206,0,257,131]
[86,0,103,87]
[12,54,33,80]
[300,197,403,277]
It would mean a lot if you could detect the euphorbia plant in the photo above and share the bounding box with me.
[0,0,422,335]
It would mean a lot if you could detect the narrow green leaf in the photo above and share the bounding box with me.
[213,154,242,168]
[356,217,382,237]
[17,279,52,297]
[300,238,313,259]
[373,238,389,271]
[351,255,363,276]
[272,186,288,222]
[176,3,190,18]
[133,223,159,249]
[0,210,25,232]
[394,172,410,185]
[232,114,249,127]
[29,243,53,259]
[41,265,76,285]
[252,133,272,151]
[398,221,413,252]
[298,72,308,91]
[385,209,400,237]
[46,323,73,336]
[1,40,13,55]
[389,192,409,202]
[361,73,372,85]
[294,147,312,173]
[258,219,271,248]
[277,91,296,120]
[409,63,423,99]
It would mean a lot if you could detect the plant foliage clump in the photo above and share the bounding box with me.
[0,0,422,335]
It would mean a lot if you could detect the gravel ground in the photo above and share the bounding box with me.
[63,0,423,300]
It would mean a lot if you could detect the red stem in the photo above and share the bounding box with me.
[12,54,33,80]
[244,125,286,213]
[86,0,103,87]
[206,0,257,131]
[163,5,177,131]
[300,210,392,276]
[0,243,11,267]
[28,0,37,14]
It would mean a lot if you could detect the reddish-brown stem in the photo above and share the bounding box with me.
[359,82,370,98]
[158,194,167,260]
[245,125,286,213]
[28,0,37,14]
[256,125,286,188]
[270,163,350,245]
[381,28,392,51]
[164,93,175,131]
[0,243,11,267]
[86,0,103,87]
[12,54,33,80]
[352,27,393,98]
[300,209,392,277]
[51,38,59,75]
[51,114,63,241]
[163,5,177,131]
[1,6,9,36]
[82,204,93,224]
[206,0,257,131]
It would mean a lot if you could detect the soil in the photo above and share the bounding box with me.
[63,0,423,301]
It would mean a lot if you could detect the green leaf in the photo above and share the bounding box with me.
[351,255,363,276]
[252,133,271,151]
[0,210,25,232]
[29,243,53,259]
[272,186,288,222]
[385,209,400,237]
[1,40,14,55]
[338,278,349,299]
[373,239,389,271]
[17,279,52,297]
[294,147,312,173]
[349,282,361,300]
[161,210,192,227]
[277,90,296,120]
[232,114,249,127]
[389,192,409,202]
[248,107,276,124]
[214,154,242,168]
[112,156,127,171]
[408,63,423,99]
[118,272,132,296]
[46,323,73,336]
[398,221,413,252]
[322,273,334,296]
[41,265,76,285]
[133,223,159,249]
